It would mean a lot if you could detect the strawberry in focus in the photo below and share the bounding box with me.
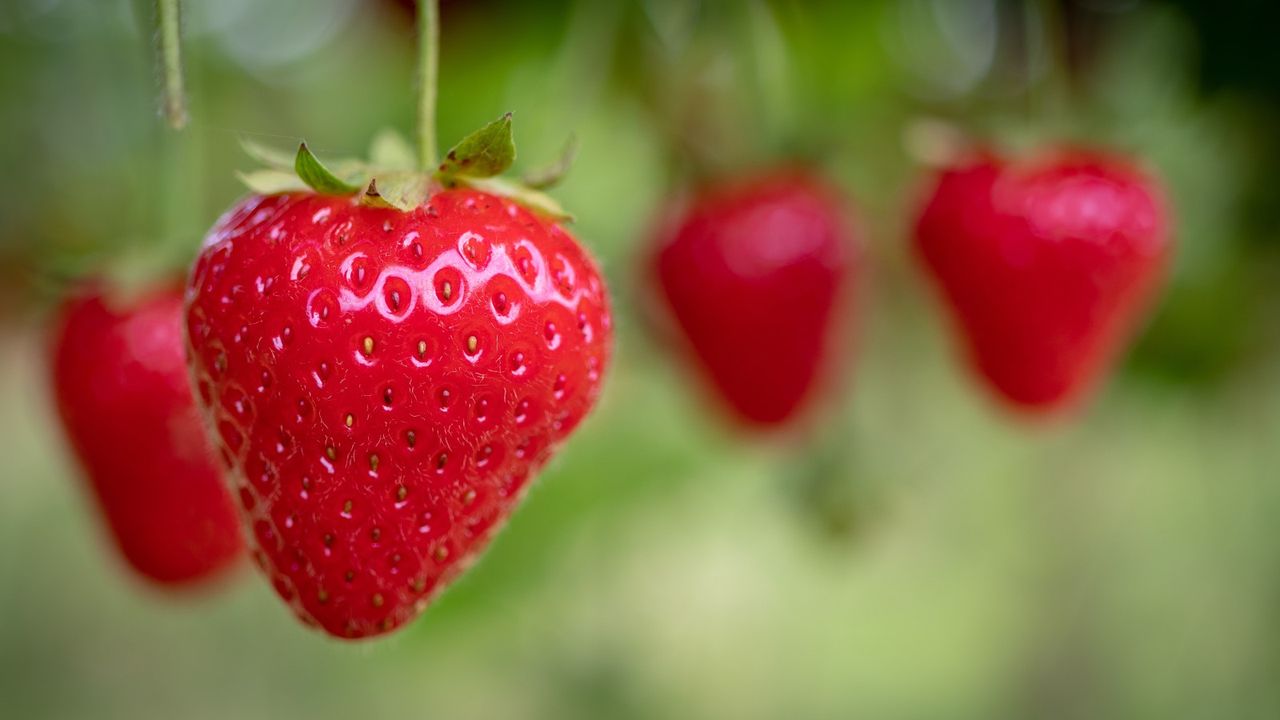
[50,285,244,586]
[185,189,611,638]
[914,149,1172,413]
[651,170,857,427]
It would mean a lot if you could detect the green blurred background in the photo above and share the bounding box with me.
[2,0,1279,717]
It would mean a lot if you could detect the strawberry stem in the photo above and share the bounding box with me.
[1027,0,1072,134]
[154,0,187,130]
[417,0,440,170]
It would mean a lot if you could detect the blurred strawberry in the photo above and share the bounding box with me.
[650,170,858,427]
[50,284,244,586]
[915,149,1172,413]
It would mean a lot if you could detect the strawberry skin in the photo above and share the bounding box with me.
[50,286,244,586]
[915,150,1171,412]
[652,170,856,427]
[185,189,611,638]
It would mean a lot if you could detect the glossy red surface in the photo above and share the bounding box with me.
[186,190,611,638]
[653,171,856,427]
[915,150,1171,412]
[50,286,244,586]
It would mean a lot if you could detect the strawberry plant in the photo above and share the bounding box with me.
[183,1,611,638]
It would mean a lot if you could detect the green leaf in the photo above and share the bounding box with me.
[522,135,578,190]
[295,142,362,195]
[460,176,573,222]
[437,113,516,180]
[358,179,396,209]
[359,173,429,212]
[236,169,307,195]
[368,129,418,171]
[240,137,297,170]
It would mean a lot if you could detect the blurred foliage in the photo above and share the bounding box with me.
[1,0,1278,718]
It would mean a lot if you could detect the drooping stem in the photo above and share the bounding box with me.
[1028,0,1072,132]
[744,0,793,158]
[155,0,187,129]
[417,0,440,169]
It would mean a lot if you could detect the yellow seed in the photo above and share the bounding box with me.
[362,336,374,355]
[325,446,336,461]
[396,485,408,501]
[342,500,353,514]
[344,413,354,427]
[317,589,329,604]
[416,340,427,357]
[442,281,453,301]
[371,593,384,608]
[466,335,478,353]
[369,454,379,471]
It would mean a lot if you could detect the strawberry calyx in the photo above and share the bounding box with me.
[236,114,574,220]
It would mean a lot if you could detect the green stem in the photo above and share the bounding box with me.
[1028,0,1071,133]
[155,0,187,130]
[417,0,440,169]
[745,0,792,157]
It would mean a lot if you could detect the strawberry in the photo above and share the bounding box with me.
[50,284,244,586]
[914,149,1172,412]
[651,169,857,427]
[185,121,611,638]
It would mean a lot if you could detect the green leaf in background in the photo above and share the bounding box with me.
[295,142,363,195]
[460,175,573,221]
[438,113,516,180]
[368,129,418,172]
[240,138,298,171]
[522,135,579,189]
[235,169,307,195]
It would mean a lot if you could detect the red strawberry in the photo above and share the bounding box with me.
[50,285,244,586]
[185,188,611,638]
[915,149,1172,412]
[651,170,857,427]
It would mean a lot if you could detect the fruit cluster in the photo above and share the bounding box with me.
[44,1,1172,642]
[649,149,1168,427]
[49,138,1168,639]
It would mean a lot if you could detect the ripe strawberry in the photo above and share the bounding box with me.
[50,285,244,586]
[185,186,611,638]
[914,149,1172,412]
[651,170,857,427]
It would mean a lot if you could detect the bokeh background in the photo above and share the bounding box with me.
[2,0,1279,717]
